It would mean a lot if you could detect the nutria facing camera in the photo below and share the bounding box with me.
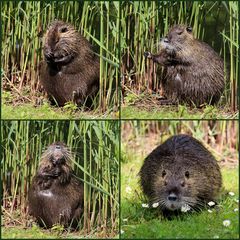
[144,25,225,106]
[40,20,99,107]
[28,142,84,228]
[139,134,222,213]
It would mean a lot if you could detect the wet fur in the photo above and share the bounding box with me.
[28,142,84,228]
[145,25,225,106]
[139,134,222,212]
[40,20,99,107]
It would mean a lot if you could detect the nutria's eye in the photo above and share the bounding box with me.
[162,170,166,178]
[185,171,190,179]
[186,27,192,33]
[60,27,68,33]
[176,30,183,35]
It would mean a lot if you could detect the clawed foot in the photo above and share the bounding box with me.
[72,89,84,106]
[144,51,152,59]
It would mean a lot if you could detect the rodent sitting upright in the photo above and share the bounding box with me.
[40,20,99,107]
[139,134,222,214]
[144,25,225,106]
[28,142,84,228]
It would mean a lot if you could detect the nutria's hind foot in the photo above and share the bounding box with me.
[144,51,152,59]
[72,89,84,106]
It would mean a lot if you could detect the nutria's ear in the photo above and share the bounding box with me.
[186,26,192,33]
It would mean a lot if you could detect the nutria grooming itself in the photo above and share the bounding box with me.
[28,142,84,228]
[139,134,222,213]
[144,25,225,106]
[40,20,99,107]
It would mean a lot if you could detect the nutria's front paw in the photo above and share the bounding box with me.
[51,168,61,177]
[165,47,176,57]
[54,54,73,64]
[144,51,152,59]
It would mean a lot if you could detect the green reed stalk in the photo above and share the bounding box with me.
[121,1,237,110]
[2,1,119,113]
[1,121,119,237]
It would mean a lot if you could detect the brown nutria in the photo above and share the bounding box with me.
[28,142,84,228]
[139,134,222,214]
[144,25,225,106]
[40,20,99,107]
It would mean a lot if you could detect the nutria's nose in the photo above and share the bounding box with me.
[168,193,177,201]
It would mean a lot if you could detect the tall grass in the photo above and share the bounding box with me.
[121,1,238,111]
[1,120,119,237]
[2,1,120,113]
[121,120,238,163]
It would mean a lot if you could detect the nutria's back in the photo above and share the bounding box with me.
[28,142,84,228]
[139,134,222,212]
[40,20,99,107]
[145,25,225,106]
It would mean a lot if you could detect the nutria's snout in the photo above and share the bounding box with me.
[167,192,181,211]
[50,144,66,166]
[42,142,71,166]
[162,178,185,211]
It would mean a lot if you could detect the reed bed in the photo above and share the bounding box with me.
[122,120,238,166]
[121,1,238,111]
[1,120,119,237]
[2,1,120,113]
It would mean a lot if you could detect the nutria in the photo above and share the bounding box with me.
[144,25,225,106]
[139,134,222,213]
[28,142,84,228]
[40,20,99,107]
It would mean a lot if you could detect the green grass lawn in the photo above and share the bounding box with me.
[1,224,118,239]
[2,211,118,239]
[1,90,119,119]
[2,103,118,119]
[121,105,238,119]
[2,92,118,119]
[121,148,239,239]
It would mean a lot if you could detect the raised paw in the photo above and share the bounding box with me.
[144,51,152,59]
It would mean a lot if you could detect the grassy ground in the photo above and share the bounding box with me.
[2,205,118,239]
[2,93,118,119]
[121,141,239,239]
[2,103,118,119]
[1,224,118,239]
[121,92,238,119]
[121,104,238,120]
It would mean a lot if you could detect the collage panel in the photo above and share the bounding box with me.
[121,1,238,119]
[0,0,239,239]
[121,120,239,238]
[2,1,120,119]
[1,120,119,238]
